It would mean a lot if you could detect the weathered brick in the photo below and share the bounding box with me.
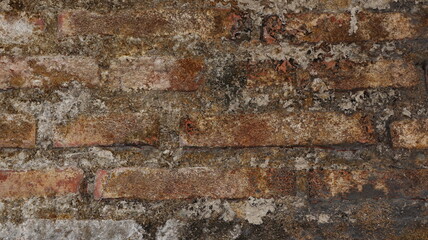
[0,168,83,199]
[180,112,376,147]
[0,14,44,44]
[308,170,428,200]
[94,167,296,200]
[246,59,420,90]
[58,9,238,39]
[283,12,426,43]
[0,56,99,90]
[108,56,205,91]
[53,113,159,147]
[0,114,36,148]
[390,119,428,149]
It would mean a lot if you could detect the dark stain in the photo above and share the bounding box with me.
[345,184,386,200]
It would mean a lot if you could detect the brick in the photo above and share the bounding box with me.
[0,114,36,148]
[58,9,238,39]
[283,12,426,43]
[0,14,44,44]
[311,59,420,90]
[180,112,376,147]
[0,168,83,199]
[390,119,428,149]
[94,167,296,200]
[53,113,159,147]
[246,59,420,90]
[308,170,428,200]
[0,56,99,90]
[0,220,144,239]
[108,56,205,91]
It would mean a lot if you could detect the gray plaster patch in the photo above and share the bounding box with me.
[0,219,145,240]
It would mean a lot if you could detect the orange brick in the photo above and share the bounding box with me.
[53,113,159,148]
[0,114,36,148]
[108,57,205,91]
[0,56,99,90]
[308,170,428,200]
[0,168,84,199]
[390,119,428,149]
[94,167,296,200]
[58,9,238,39]
[180,112,376,147]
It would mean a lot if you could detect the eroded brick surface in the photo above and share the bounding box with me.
[0,114,36,148]
[283,12,427,43]
[53,113,160,147]
[0,14,44,44]
[108,56,205,91]
[246,59,421,90]
[0,56,99,90]
[390,119,428,149]
[94,167,296,200]
[58,9,239,39]
[180,112,376,147]
[308,170,428,200]
[0,168,83,199]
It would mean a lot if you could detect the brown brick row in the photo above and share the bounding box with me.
[263,12,427,44]
[58,9,238,39]
[94,167,296,200]
[0,56,99,90]
[180,112,376,147]
[246,59,421,90]
[0,168,84,199]
[0,56,205,91]
[53,113,160,147]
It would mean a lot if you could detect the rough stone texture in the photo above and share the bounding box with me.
[0,56,100,90]
[390,119,428,149]
[180,112,376,147]
[308,170,428,200]
[53,113,160,147]
[0,114,36,148]
[0,219,145,240]
[0,14,44,44]
[0,168,83,199]
[95,167,296,200]
[0,0,427,238]
[108,56,205,91]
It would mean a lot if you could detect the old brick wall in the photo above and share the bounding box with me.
[0,0,427,239]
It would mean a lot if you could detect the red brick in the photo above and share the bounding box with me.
[58,9,238,39]
[108,57,205,91]
[308,170,428,200]
[180,112,376,148]
[53,113,159,147]
[390,119,428,149]
[0,168,84,199]
[246,59,420,90]
[0,14,44,44]
[0,114,36,148]
[94,167,296,200]
[283,12,426,43]
[0,56,99,90]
